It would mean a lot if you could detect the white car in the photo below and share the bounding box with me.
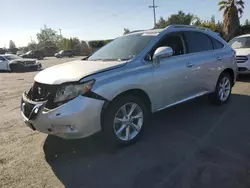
[229,34,250,74]
[0,54,42,72]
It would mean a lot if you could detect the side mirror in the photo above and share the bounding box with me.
[153,46,173,66]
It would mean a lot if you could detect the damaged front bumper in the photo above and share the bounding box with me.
[20,92,104,139]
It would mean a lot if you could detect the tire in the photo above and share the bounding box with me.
[102,95,149,146]
[209,72,232,105]
[10,64,25,72]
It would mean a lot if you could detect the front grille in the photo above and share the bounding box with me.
[22,100,35,119]
[26,82,60,109]
[236,56,248,64]
[25,61,36,65]
[28,82,58,101]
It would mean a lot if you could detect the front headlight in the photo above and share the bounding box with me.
[54,80,95,103]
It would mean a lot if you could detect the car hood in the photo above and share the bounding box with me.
[9,58,36,63]
[234,48,250,56]
[34,60,126,85]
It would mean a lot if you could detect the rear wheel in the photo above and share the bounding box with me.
[209,72,232,105]
[102,95,148,146]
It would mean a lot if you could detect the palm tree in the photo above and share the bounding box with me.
[218,0,245,40]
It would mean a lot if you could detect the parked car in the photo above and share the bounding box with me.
[17,51,24,56]
[20,25,237,146]
[229,34,250,74]
[20,50,45,60]
[0,54,42,72]
[54,50,74,58]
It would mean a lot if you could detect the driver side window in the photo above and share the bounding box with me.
[146,33,186,61]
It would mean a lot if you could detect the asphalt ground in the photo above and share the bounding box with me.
[1,57,250,188]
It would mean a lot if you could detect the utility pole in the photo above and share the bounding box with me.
[59,28,62,36]
[149,0,158,28]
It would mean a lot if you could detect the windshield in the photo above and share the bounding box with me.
[88,33,156,61]
[229,37,250,49]
[4,55,21,60]
[26,51,32,54]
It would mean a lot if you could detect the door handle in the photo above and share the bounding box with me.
[186,62,195,68]
[217,56,222,61]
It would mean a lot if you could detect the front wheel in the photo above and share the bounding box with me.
[209,72,232,105]
[10,63,25,72]
[102,95,148,146]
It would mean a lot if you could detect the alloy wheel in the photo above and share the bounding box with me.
[113,102,143,141]
[218,77,231,101]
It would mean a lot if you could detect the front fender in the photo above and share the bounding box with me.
[91,63,156,111]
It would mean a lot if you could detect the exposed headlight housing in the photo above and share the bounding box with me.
[54,80,95,103]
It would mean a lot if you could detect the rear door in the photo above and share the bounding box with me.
[183,31,224,93]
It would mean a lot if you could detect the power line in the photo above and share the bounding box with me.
[149,0,158,28]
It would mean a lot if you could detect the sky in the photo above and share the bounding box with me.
[1,0,249,47]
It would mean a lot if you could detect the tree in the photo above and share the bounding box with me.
[27,41,38,50]
[218,0,245,40]
[155,11,195,28]
[211,15,216,24]
[36,25,61,48]
[245,19,249,25]
[123,28,130,35]
[9,40,16,49]
[155,17,167,28]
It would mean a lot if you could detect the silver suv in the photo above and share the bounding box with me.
[21,25,237,145]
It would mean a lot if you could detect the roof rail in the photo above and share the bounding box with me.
[166,24,212,31]
[128,30,145,34]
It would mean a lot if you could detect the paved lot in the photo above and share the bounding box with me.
[1,57,250,188]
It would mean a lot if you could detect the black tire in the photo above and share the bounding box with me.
[10,64,25,72]
[209,72,232,105]
[102,95,149,146]
[38,56,44,60]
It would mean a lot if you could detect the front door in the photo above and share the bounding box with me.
[151,33,197,110]
[0,57,8,70]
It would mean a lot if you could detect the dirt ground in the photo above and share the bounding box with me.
[1,57,250,188]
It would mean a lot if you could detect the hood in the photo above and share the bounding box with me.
[234,48,250,56]
[34,60,126,85]
[19,58,36,61]
[9,58,36,64]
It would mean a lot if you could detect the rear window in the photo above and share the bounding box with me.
[211,38,224,49]
[184,31,213,53]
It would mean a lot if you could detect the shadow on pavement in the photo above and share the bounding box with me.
[43,94,250,188]
[237,75,250,82]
